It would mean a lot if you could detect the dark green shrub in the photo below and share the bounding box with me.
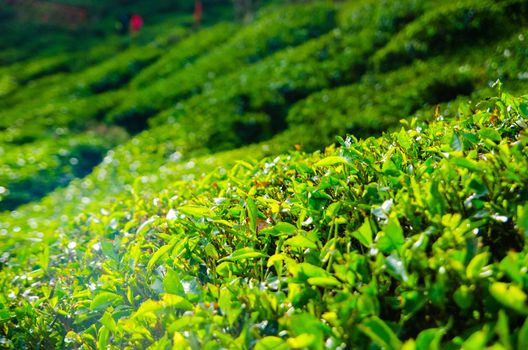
[372,0,528,72]
[107,2,337,132]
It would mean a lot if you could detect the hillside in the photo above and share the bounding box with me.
[0,0,527,348]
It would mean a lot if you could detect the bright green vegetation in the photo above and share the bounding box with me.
[0,0,528,348]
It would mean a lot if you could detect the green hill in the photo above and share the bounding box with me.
[0,0,527,348]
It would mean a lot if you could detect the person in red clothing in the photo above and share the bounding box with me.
[129,14,143,33]
[194,0,203,28]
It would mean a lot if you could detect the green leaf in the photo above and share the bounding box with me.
[315,156,349,167]
[98,326,110,350]
[495,310,511,350]
[90,292,122,310]
[260,222,297,236]
[173,332,190,348]
[377,217,405,253]
[100,311,117,333]
[451,157,480,172]
[451,132,462,151]
[519,317,528,350]
[236,160,255,170]
[136,216,157,236]
[247,197,258,234]
[147,236,178,271]
[489,282,528,315]
[267,254,286,268]
[133,300,162,319]
[385,254,408,283]
[462,329,487,349]
[178,205,215,218]
[325,202,341,218]
[274,222,297,233]
[284,235,317,249]
[289,262,328,281]
[307,276,341,288]
[402,291,427,319]
[517,204,528,240]
[466,252,490,280]
[453,285,473,310]
[204,243,219,259]
[162,294,193,311]
[289,312,330,336]
[479,128,501,142]
[255,336,288,350]
[287,334,316,348]
[219,247,267,262]
[519,102,528,117]
[359,316,402,350]
[163,269,184,295]
[133,295,192,320]
[415,328,444,350]
[352,220,373,247]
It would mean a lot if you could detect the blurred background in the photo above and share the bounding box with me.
[0,0,254,59]
[0,0,527,213]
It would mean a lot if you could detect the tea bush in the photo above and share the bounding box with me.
[0,130,126,211]
[0,92,526,348]
[282,58,481,148]
[107,2,337,131]
[74,47,161,95]
[372,0,528,72]
[1,1,528,348]
[129,23,239,88]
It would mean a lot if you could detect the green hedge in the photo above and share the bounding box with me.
[73,47,161,94]
[0,130,126,211]
[1,93,527,348]
[129,22,239,88]
[107,2,337,132]
[372,0,528,72]
[284,59,479,150]
[146,0,433,153]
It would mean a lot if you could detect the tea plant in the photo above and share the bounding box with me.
[1,0,528,348]
[1,91,527,349]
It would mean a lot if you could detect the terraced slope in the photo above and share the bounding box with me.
[0,0,527,348]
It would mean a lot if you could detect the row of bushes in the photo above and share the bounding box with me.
[107,2,338,132]
[144,0,436,152]
[87,0,526,197]
[1,0,526,215]
[0,3,338,211]
[0,19,200,209]
[1,92,526,348]
[282,59,479,150]
[371,0,528,72]
[0,129,127,211]
[129,22,239,88]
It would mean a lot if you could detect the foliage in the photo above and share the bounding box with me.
[1,92,527,348]
[106,2,337,131]
[0,129,126,211]
[0,0,528,348]
[371,0,528,72]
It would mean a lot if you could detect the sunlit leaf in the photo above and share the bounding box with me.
[90,292,122,310]
[315,156,349,167]
[255,336,288,350]
[489,282,528,315]
[219,247,267,262]
[284,235,318,249]
[178,205,215,218]
[359,316,402,350]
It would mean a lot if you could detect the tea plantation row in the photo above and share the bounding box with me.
[1,0,527,211]
[0,0,527,348]
[1,91,527,348]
